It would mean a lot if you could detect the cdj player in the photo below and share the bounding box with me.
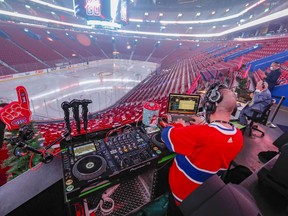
[61,126,169,200]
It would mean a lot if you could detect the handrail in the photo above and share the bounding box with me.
[267,96,286,128]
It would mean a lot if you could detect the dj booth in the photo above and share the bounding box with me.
[60,124,174,216]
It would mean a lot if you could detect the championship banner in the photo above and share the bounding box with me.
[0,86,32,130]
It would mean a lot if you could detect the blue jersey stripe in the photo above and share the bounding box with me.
[209,123,235,131]
[161,126,175,152]
[175,155,215,183]
[208,123,237,135]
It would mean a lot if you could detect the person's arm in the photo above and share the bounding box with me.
[252,91,270,104]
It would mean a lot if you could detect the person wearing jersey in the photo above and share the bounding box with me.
[161,87,243,216]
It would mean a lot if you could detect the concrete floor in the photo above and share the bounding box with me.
[234,105,288,172]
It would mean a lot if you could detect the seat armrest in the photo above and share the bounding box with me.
[251,108,262,118]
[251,108,261,114]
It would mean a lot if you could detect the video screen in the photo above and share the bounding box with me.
[73,142,96,157]
[168,94,200,115]
[74,0,128,25]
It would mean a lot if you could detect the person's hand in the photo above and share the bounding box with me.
[190,116,206,125]
[175,118,189,126]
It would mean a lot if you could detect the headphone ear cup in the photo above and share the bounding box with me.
[208,90,222,103]
[204,83,225,115]
[262,81,265,89]
[204,101,216,114]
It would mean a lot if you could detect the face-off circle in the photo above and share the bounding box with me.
[72,155,107,181]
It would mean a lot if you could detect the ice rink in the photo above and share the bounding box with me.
[0,59,159,120]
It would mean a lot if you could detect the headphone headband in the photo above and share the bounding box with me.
[204,82,227,116]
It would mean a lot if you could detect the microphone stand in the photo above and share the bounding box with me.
[81,99,92,131]
[10,130,71,164]
[70,99,82,134]
[10,98,93,163]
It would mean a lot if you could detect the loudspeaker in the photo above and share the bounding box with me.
[204,82,227,115]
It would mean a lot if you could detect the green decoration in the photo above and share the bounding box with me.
[1,122,43,181]
[235,77,250,100]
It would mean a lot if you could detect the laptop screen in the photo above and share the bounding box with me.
[167,93,201,115]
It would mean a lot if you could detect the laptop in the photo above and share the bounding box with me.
[167,93,201,122]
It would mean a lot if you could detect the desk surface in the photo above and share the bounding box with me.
[231,120,246,130]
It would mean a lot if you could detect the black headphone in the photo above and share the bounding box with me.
[204,82,227,115]
[261,80,265,90]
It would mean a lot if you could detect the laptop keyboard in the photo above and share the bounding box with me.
[170,115,194,122]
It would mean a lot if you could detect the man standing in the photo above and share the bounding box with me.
[161,85,243,216]
[264,62,281,91]
[239,81,272,126]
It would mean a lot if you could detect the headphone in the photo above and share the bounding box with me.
[204,82,227,115]
[261,80,265,90]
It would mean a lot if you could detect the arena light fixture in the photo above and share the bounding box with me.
[28,0,264,26]
[0,2,286,39]
[29,0,74,13]
[0,9,92,29]
[118,8,288,38]
[87,20,122,29]
[146,0,266,24]
[129,18,143,22]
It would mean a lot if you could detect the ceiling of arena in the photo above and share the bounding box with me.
[53,0,254,11]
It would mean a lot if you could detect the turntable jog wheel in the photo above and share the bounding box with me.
[72,155,107,181]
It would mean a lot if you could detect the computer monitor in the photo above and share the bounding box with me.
[167,93,200,115]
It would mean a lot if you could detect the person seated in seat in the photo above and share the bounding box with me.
[238,81,272,126]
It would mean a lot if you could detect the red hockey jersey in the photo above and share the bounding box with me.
[161,122,243,205]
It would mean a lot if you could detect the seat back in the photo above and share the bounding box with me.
[252,101,274,125]
[270,144,288,186]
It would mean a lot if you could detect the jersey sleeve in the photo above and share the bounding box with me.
[161,125,205,155]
